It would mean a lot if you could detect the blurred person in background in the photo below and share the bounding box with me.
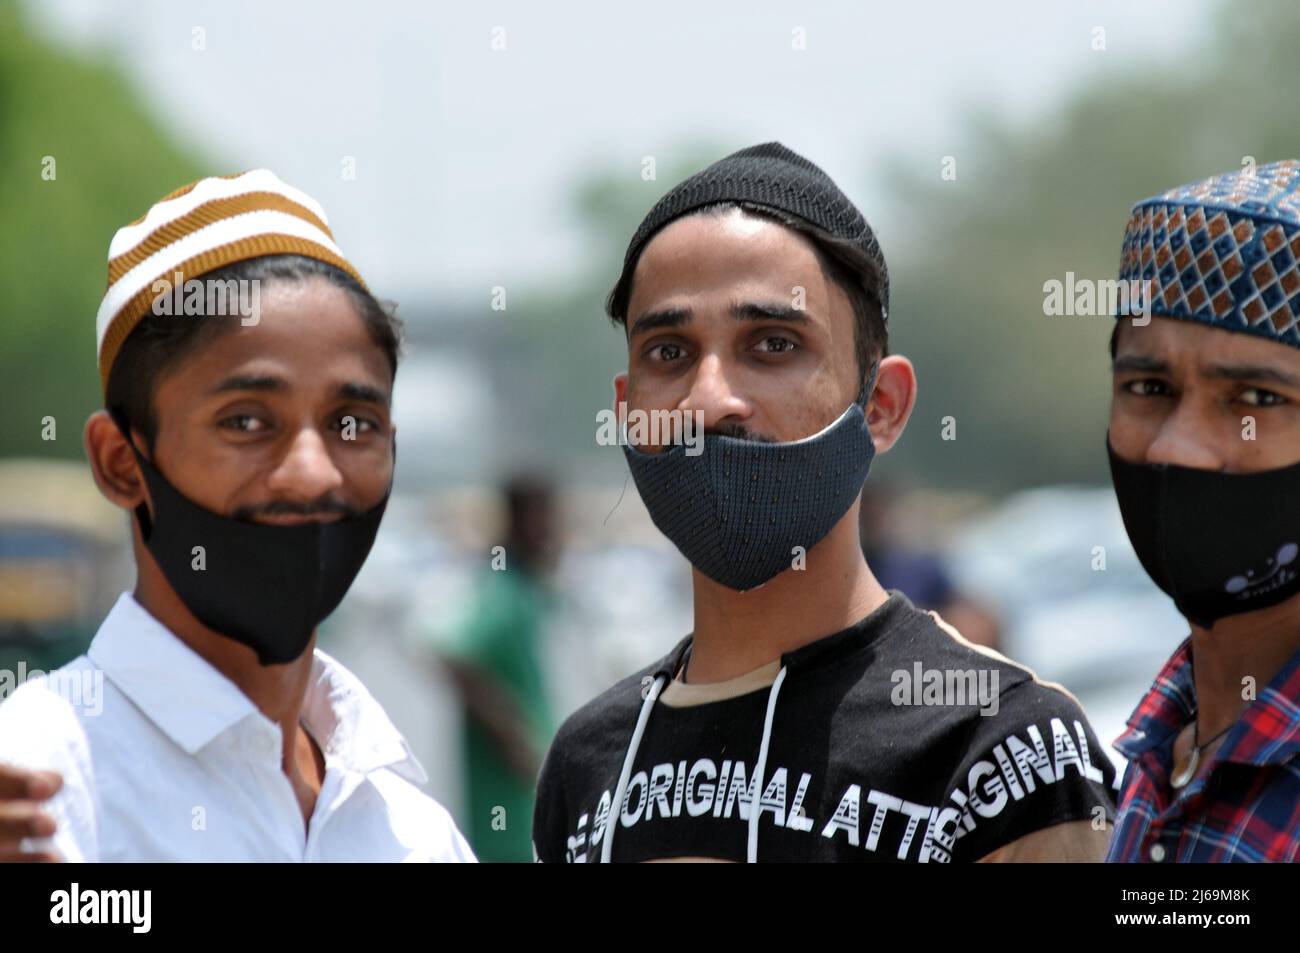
[533,143,1116,863]
[0,171,472,862]
[1102,162,1300,862]
[437,474,560,862]
[858,480,1001,650]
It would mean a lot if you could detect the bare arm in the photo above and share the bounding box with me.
[439,657,543,783]
[976,819,1110,862]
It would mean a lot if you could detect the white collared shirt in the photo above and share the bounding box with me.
[0,593,475,862]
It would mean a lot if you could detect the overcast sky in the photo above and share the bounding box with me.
[28,0,1214,307]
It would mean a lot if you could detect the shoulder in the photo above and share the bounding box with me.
[868,602,1102,742]
[368,770,478,862]
[915,607,1101,725]
[309,651,477,862]
[913,610,1118,859]
[916,608,1111,767]
[0,656,98,772]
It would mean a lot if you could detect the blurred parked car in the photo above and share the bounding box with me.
[945,486,1188,776]
[0,459,129,679]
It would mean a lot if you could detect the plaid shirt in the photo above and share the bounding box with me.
[1107,637,1300,862]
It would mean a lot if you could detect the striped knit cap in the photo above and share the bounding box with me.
[96,170,366,390]
[613,142,888,320]
[1117,159,1300,349]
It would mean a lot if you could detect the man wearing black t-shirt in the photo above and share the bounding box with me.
[533,143,1116,862]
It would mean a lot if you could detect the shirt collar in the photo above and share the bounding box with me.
[1114,634,1300,768]
[87,592,427,784]
[301,648,428,784]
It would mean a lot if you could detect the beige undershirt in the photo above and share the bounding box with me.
[657,653,780,708]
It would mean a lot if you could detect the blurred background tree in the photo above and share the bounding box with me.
[875,0,1300,491]
[0,0,201,459]
[503,0,1300,494]
[5,0,1299,497]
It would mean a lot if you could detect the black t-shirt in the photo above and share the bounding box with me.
[533,592,1117,862]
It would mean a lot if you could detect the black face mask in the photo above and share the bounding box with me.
[1107,435,1300,629]
[113,411,390,665]
[624,369,878,592]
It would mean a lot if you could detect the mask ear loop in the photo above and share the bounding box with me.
[107,405,155,541]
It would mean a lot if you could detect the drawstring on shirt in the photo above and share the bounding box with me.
[747,664,787,863]
[600,661,789,863]
[601,673,666,863]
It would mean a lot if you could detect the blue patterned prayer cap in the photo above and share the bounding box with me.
[1116,160,1300,350]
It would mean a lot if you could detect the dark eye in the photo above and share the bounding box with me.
[1123,378,1171,397]
[754,335,798,354]
[1240,387,1287,407]
[219,414,265,433]
[335,414,378,434]
[648,342,685,362]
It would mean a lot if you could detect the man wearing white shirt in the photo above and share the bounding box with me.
[0,595,471,861]
[0,171,474,862]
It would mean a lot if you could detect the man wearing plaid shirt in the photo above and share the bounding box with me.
[1102,161,1300,862]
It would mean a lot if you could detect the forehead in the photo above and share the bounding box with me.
[1116,316,1300,373]
[156,278,391,400]
[629,209,828,308]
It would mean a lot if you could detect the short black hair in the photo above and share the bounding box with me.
[505,472,554,521]
[604,200,888,382]
[105,255,402,451]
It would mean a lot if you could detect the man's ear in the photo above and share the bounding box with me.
[83,411,148,512]
[613,372,629,420]
[865,355,917,455]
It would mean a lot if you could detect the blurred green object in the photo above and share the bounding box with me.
[0,0,203,462]
[442,567,557,863]
[875,0,1300,492]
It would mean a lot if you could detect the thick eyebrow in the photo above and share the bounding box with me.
[1202,362,1300,389]
[1111,355,1168,375]
[730,301,813,325]
[1112,354,1300,389]
[208,374,390,405]
[629,306,690,339]
[209,374,287,395]
[338,381,390,405]
[628,301,813,339]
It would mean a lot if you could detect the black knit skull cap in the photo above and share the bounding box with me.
[619,141,889,319]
